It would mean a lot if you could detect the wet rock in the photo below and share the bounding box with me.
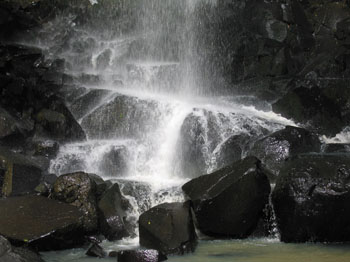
[0,235,44,262]
[272,86,345,136]
[182,156,271,238]
[32,140,59,158]
[117,249,167,262]
[52,172,98,232]
[139,202,197,255]
[0,195,84,251]
[323,143,350,154]
[215,134,249,169]
[0,147,42,197]
[98,183,130,240]
[86,243,106,258]
[34,100,86,143]
[96,49,112,70]
[99,145,128,177]
[250,126,321,178]
[81,94,160,139]
[272,154,350,243]
[118,179,152,213]
[69,89,111,120]
[87,173,109,199]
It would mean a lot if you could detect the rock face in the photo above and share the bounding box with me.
[0,235,44,262]
[0,195,84,251]
[272,86,347,136]
[86,243,106,258]
[98,183,130,240]
[52,172,98,232]
[117,249,167,262]
[272,154,350,243]
[250,126,321,178]
[0,147,42,197]
[182,156,271,238]
[139,202,197,255]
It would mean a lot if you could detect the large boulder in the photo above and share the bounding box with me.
[81,94,161,139]
[182,156,271,238]
[272,86,346,136]
[52,172,98,232]
[139,202,197,255]
[117,249,167,262]
[98,183,130,240]
[250,126,321,178]
[0,147,42,197]
[272,154,350,242]
[0,195,85,251]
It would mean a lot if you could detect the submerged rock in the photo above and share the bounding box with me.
[139,202,197,255]
[182,156,271,238]
[0,195,84,251]
[117,249,167,262]
[272,154,350,243]
[250,126,321,178]
[0,147,42,197]
[98,183,130,240]
[52,172,98,232]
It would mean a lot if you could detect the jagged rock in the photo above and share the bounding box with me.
[272,86,345,136]
[0,235,44,262]
[81,94,160,139]
[117,249,167,262]
[32,140,59,158]
[52,172,98,232]
[272,154,350,243]
[0,147,42,197]
[182,156,271,238]
[139,202,197,255]
[98,183,130,240]
[99,145,128,177]
[0,195,84,251]
[69,89,111,120]
[250,126,321,178]
[86,243,106,258]
[34,100,86,143]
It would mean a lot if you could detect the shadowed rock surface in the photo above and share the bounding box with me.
[272,154,350,243]
[0,195,84,251]
[182,156,271,238]
[117,249,167,262]
[250,126,321,179]
[139,202,197,255]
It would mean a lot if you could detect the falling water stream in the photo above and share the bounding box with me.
[33,0,350,261]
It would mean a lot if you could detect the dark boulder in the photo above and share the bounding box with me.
[0,235,44,262]
[0,195,84,251]
[34,100,86,143]
[0,147,42,197]
[250,126,321,178]
[86,243,106,258]
[182,156,271,238]
[52,172,98,232]
[69,88,111,120]
[139,202,197,255]
[117,249,167,262]
[272,86,346,136]
[98,183,130,240]
[272,154,350,242]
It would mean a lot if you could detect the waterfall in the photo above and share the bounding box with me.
[33,0,296,242]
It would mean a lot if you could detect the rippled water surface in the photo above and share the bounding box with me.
[42,239,350,262]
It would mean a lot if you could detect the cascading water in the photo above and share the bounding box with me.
[30,0,298,257]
